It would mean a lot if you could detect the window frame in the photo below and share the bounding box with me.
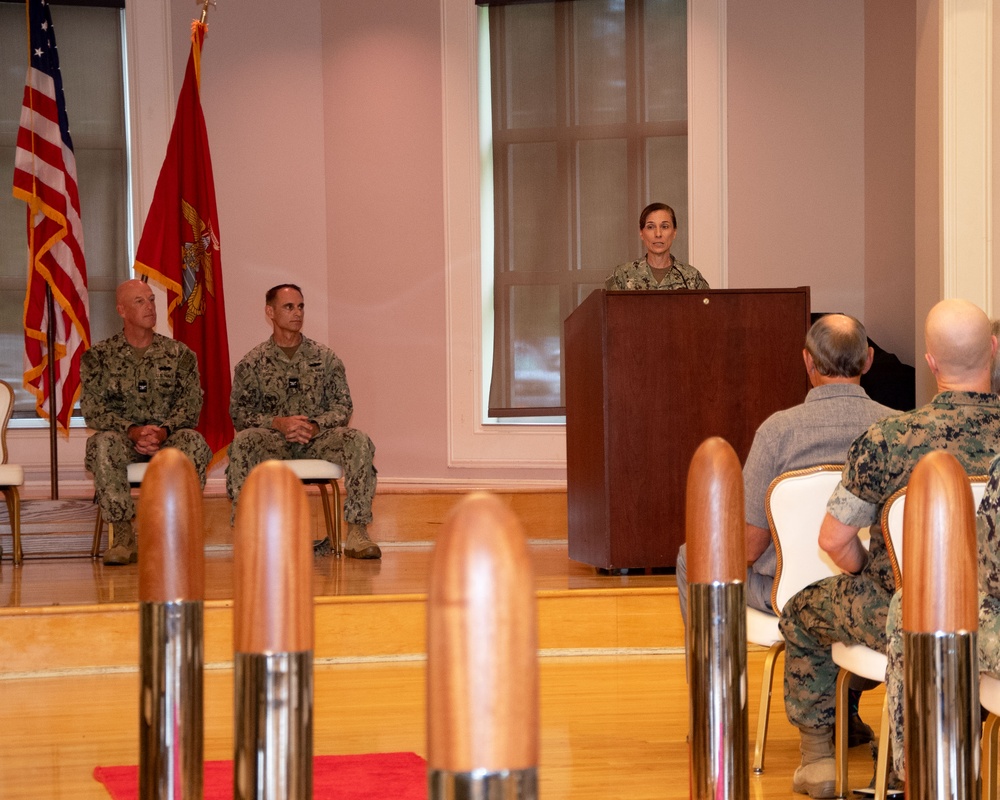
[485,0,690,418]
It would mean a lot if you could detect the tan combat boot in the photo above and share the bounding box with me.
[344,523,381,559]
[103,517,137,566]
[792,727,836,799]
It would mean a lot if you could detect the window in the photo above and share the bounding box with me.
[0,1,130,421]
[482,0,688,418]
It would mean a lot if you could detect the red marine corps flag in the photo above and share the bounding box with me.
[13,0,91,434]
[134,18,233,461]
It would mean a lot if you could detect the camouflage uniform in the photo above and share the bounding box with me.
[974,462,1000,712]
[81,332,211,524]
[604,256,709,291]
[227,336,376,524]
[886,453,1000,778]
[780,392,1000,735]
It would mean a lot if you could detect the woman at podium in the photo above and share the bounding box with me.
[604,202,710,291]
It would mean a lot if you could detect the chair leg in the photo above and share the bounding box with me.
[984,712,1000,800]
[315,482,338,556]
[92,505,105,559]
[753,640,784,773]
[331,480,342,556]
[872,693,891,800]
[835,667,851,797]
[2,486,21,567]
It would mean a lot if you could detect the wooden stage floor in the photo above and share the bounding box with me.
[1,539,678,610]
[0,493,888,798]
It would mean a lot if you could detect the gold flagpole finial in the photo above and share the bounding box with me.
[197,0,216,25]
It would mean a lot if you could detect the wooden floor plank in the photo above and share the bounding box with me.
[0,652,888,799]
[0,543,685,673]
[0,490,571,555]
[0,540,673,609]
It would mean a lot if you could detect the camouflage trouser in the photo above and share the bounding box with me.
[85,429,211,524]
[779,573,891,731]
[887,590,1000,780]
[226,427,377,524]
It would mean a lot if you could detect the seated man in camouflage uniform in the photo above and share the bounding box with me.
[779,298,1000,798]
[81,279,212,566]
[226,284,380,559]
[884,454,1000,783]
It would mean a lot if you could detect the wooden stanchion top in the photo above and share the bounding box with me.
[426,492,538,774]
[686,436,745,585]
[138,448,204,603]
[233,460,314,654]
[902,451,978,634]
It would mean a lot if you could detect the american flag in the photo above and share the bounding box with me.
[12,0,91,433]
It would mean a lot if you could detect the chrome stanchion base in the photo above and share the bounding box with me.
[139,600,204,800]
[234,651,313,800]
[688,581,749,800]
[428,767,537,800]
[904,631,979,800]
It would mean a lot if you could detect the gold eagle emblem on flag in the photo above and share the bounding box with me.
[181,198,219,323]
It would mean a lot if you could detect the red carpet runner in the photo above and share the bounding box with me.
[94,751,426,799]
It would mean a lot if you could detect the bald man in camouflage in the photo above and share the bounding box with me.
[81,279,211,565]
[884,315,1000,783]
[226,284,380,559]
[780,299,1000,798]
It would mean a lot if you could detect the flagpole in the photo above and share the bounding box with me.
[46,286,59,500]
[199,0,214,25]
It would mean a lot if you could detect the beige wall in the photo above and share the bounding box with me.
[172,0,331,346]
[727,2,867,323]
[319,1,451,481]
[864,1,917,367]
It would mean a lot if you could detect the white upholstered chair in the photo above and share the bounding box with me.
[282,459,344,555]
[831,475,987,799]
[981,674,1000,800]
[92,461,149,559]
[0,381,25,566]
[881,476,988,590]
[831,641,892,799]
[749,464,845,773]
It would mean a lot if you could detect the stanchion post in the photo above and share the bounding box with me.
[137,447,205,799]
[426,492,539,799]
[902,451,979,800]
[233,460,314,799]
[686,436,748,800]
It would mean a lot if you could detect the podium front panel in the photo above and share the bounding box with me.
[565,288,810,570]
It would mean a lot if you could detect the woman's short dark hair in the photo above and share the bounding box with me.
[805,314,870,378]
[639,202,677,229]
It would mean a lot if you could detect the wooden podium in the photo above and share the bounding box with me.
[564,288,811,570]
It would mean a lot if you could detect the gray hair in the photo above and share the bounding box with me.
[805,314,870,378]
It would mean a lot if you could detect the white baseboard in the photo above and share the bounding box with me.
[14,472,566,501]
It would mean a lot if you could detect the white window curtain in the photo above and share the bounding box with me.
[483,0,688,417]
[0,1,130,419]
